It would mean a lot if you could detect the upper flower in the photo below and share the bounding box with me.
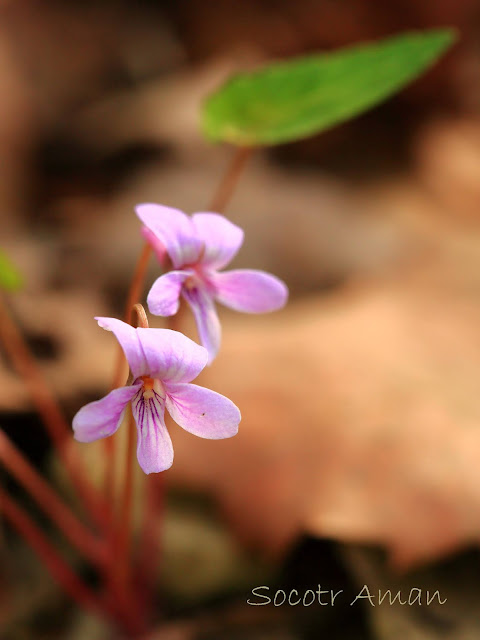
[73,317,240,474]
[136,204,288,363]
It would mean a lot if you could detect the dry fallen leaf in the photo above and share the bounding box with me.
[167,279,480,570]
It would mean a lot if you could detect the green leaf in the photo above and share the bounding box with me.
[202,29,456,146]
[0,250,23,291]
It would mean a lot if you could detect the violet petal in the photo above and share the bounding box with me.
[147,270,190,317]
[131,385,173,473]
[182,284,221,364]
[137,328,208,383]
[192,212,244,269]
[136,203,202,269]
[95,317,147,378]
[166,382,240,439]
[141,226,168,265]
[212,269,288,313]
[73,383,142,443]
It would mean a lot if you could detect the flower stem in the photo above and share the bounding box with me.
[132,303,149,329]
[102,305,152,632]
[209,146,253,212]
[104,244,153,505]
[101,249,153,618]
[0,293,107,531]
[101,445,141,634]
[114,304,147,596]
[114,407,136,594]
[0,429,107,568]
[137,473,162,621]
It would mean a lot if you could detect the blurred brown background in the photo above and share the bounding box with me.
[2,1,480,639]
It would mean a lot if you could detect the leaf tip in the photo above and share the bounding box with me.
[426,26,459,52]
[0,250,23,292]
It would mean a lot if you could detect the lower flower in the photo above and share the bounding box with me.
[72,317,240,473]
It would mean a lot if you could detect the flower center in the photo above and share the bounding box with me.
[184,275,197,291]
[184,264,212,293]
[141,375,156,400]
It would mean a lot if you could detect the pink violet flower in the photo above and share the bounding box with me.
[72,317,240,474]
[136,204,288,363]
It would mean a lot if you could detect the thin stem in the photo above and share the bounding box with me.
[132,303,149,329]
[115,407,136,594]
[136,464,162,621]
[113,246,153,390]
[0,293,107,531]
[104,244,152,505]
[103,303,152,632]
[108,405,146,633]
[0,486,109,619]
[135,317,177,620]
[115,304,147,591]
[0,430,107,568]
[100,249,152,619]
[209,146,252,212]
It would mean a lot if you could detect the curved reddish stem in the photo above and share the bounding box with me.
[0,430,106,567]
[0,293,107,530]
[209,146,252,212]
[104,244,153,505]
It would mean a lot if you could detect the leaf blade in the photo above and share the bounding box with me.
[0,250,23,292]
[202,29,456,146]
